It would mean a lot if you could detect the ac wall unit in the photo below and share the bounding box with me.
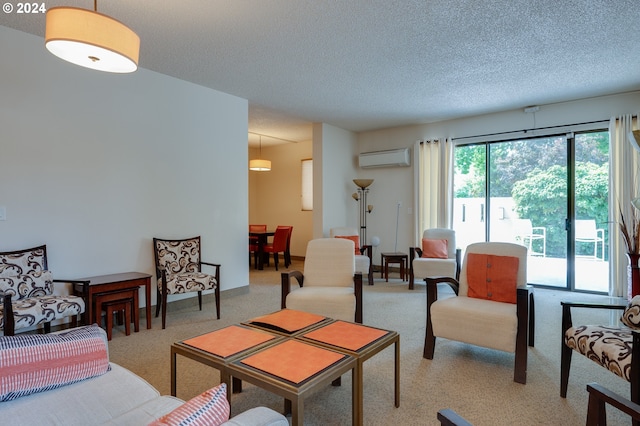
[358,148,410,168]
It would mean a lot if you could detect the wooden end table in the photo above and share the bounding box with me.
[74,272,152,329]
[380,252,408,282]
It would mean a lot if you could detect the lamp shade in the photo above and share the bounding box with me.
[353,179,374,189]
[249,159,271,171]
[45,7,140,73]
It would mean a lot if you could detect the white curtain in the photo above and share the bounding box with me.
[414,139,454,244]
[609,114,639,297]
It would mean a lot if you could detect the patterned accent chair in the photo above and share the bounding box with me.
[424,242,535,384]
[329,227,373,286]
[153,237,221,329]
[0,245,87,336]
[281,238,363,323]
[561,296,640,406]
[409,228,460,290]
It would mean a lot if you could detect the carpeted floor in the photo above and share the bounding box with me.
[107,260,632,425]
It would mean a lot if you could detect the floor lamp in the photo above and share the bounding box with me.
[353,179,374,244]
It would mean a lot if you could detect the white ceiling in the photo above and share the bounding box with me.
[3,1,640,147]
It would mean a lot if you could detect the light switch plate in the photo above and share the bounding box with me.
[0,207,6,221]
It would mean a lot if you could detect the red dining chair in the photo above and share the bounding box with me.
[282,226,293,267]
[249,224,267,268]
[263,226,290,270]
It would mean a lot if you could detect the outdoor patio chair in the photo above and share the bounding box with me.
[575,219,605,261]
[512,219,546,257]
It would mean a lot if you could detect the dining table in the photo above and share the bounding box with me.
[250,230,275,270]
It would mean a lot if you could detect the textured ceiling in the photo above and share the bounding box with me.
[2,0,640,147]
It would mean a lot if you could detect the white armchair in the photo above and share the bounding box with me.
[409,228,460,290]
[281,238,363,323]
[424,242,535,384]
[329,227,373,286]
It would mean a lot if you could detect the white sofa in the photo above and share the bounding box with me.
[0,326,288,426]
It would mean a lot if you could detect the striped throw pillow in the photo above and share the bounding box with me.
[150,383,230,426]
[0,325,110,402]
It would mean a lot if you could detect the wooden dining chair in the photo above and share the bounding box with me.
[249,224,267,268]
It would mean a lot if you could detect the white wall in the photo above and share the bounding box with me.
[249,140,313,257]
[357,91,640,261]
[0,27,250,308]
[313,123,360,239]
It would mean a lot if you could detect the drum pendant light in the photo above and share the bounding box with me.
[45,1,140,73]
[249,135,271,171]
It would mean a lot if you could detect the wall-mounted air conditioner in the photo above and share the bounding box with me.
[358,148,410,168]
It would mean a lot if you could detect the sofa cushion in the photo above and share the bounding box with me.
[466,253,519,304]
[0,324,109,402]
[221,407,289,426]
[421,238,448,259]
[150,383,230,426]
[335,235,361,255]
[0,362,168,426]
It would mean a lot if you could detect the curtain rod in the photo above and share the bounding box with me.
[451,119,611,141]
[248,131,299,144]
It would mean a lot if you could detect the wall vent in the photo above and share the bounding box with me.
[358,148,410,168]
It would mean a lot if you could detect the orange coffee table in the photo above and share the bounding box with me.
[171,324,282,401]
[297,320,400,425]
[228,339,357,426]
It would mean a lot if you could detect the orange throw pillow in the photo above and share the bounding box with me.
[466,253,519,304]
[421,238,448,259]
[335,235,361,255]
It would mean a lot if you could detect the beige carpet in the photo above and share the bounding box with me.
[107,260,632,425]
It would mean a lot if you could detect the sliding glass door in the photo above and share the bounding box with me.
[452,131,609,292]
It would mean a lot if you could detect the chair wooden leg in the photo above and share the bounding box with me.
[215,284,221,319]
[161,287,168,330]
[273,253,279,271]
[514,288,528,384]
[586,391,607,426]
[44,322,51,334]
[560,343,572,397]
[424,279,437,359]
[424,328,436,358]
[198,291,203,311]
[155,288,161,317]
[514,346,527,384]
[529,292,535,347]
